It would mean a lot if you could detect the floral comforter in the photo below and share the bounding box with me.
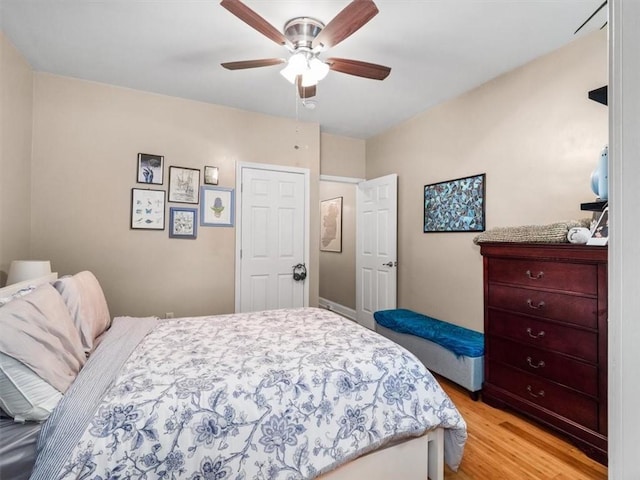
[31,308,466,480]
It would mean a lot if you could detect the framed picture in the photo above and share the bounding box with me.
[130,188,165,230]
[168,166,200,204]
[169,207,198,239]
[204,166,219,185]
[200,186,234,227]
[320,197,343,252]
[587,207,609,245]
[424,173,486,233]
[137,153,164,185]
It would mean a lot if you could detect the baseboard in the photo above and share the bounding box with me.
[318,298,357,322]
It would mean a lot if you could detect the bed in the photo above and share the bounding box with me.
[0,272,467,480]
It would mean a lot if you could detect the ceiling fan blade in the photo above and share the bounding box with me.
[220,0,292,48]
[326,58,390,80]
[296,76,317,99]
[221,58,285,70]
[574,0,607,34]
[312,0,379,50]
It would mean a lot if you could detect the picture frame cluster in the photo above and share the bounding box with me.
[130,153,233,238]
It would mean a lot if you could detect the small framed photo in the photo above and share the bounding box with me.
[587,207,609,246]
[200,186,234,227]
[168,166,200,204]
[169,207,198,239]
[204,166,219,185]
[131,188,165,230]
[137,153,164,185]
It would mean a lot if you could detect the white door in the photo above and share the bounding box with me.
[356,174,398,329]
[235,163,309,313]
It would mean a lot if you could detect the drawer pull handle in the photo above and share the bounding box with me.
[526,270,544,280]
[526,357,546,369]
[527,299,546,310]
[527,385,545,398]
[526,327,545,339]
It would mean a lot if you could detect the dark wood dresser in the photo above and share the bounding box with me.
[480,243,608,464]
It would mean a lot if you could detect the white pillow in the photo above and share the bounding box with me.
[0,284,85,422]
[54,271,111,355]
[0,353,62,423]
[0,285,37,307]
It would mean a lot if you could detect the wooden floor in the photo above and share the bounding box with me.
[437,376,608,480]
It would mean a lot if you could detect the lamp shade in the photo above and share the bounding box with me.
[6,260,52,285]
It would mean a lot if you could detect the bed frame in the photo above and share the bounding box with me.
[320,429,444,480]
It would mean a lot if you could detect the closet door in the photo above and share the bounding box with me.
[236,164,308,312]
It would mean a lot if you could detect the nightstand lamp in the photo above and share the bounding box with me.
[6,260,53,285]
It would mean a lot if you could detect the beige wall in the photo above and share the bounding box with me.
[320,132,365,178]
[366,30,608,332]
[0,32,33,284]
[29,74,320,317]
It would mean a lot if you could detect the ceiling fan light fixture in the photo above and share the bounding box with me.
[280,51,308,84]
[308,57,329,81]
[280,63,298,84]
[288,51,308,70]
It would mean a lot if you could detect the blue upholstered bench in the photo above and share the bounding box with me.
[374,309,484,399]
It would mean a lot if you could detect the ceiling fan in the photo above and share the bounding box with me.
[220,0,391,100]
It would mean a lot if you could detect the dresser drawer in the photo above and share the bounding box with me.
[488,336,598,396]
[488,284,597,328]
[487,362,598,430]
[488,258,598,295]
[488,310,598,363]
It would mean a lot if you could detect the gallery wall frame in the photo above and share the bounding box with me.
[130,188,165,230]
[320,196,343,252]
[204,166,219,185]
[200,186,234,227]
[169,207,198,239]
[423,173,486,233]
[137,153,164,185]
[168,166,200,204]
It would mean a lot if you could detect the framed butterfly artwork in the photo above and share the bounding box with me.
[130,188,166,230]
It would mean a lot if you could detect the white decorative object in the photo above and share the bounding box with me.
[590,145,609,200]
[6,260,52,285]
[568,227,592,244]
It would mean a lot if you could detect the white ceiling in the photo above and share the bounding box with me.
[0,1,604,139]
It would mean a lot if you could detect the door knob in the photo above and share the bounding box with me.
[382,261,397,267]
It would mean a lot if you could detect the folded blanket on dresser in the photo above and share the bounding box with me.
[473,218,592,244]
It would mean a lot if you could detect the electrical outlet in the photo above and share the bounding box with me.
[166,312,174,319]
